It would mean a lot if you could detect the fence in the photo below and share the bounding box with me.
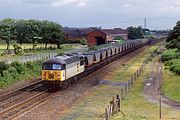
[104,48,158,120]
[0,47,89,64]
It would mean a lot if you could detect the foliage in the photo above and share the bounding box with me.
[166,21,180,51]
[0,18,66,50]
[0,18,16,50]
[26,61,35,69]
[0,60,43,88]
[127,26,144,39]
[0,61,10,76]
[114,36,124,40]
[13,44,22,54]
[166,37,180,51]
[167,21,180,42]
[80,38,87,45]
[161,49,179,62]
[10,61,24,74]
[114,36,125,43]
[165,59,180,75]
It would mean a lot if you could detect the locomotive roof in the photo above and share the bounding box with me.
[43,55,80,65]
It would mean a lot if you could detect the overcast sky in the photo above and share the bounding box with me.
[0,0,180,30]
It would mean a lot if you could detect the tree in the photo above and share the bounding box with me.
[0,18,16,50]
[167,21,180,42]
[15,20,30,46]
[27,20,43,50]
[47,22,65,49]
[166,21,180,51]
[0,18,65,50]
[41,21,53,49]
[127,26,144,39]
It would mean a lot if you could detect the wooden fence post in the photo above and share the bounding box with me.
[125,83,128,97]
[131,76,134,85]
[121,88,124,100]
[108,105,110,117]
[128,80,131,89]
[116,95,120,112]
[134,73,137,80]
[105,108,108,120]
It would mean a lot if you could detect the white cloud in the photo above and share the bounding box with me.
[52,0,88,7]
[122,4,131,8]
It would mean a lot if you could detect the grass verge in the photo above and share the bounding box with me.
[0,60,42,88]
[162,67,180,101]
[111,60,180,120]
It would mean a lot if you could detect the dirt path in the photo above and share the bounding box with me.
[143,55,180,109]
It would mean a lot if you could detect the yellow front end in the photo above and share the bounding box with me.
[42,70,65,81]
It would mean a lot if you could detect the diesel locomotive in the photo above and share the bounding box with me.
[42,39,150,89]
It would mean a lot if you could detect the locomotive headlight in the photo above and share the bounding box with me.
[51,71,53,74]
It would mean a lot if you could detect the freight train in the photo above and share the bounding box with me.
[42,39,151,89]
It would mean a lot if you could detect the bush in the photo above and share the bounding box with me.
[0,60,43,88]
[11,61,24,74]
[8,67,18,73]
[0,61,10,76]
[26,61,35,69]
[162,49,178,62]
[165,59,180,75]
[13,44,23,54]
[80,38,87,45]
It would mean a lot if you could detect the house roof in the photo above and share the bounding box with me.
[64,27,106,38]
[102,28,128,35]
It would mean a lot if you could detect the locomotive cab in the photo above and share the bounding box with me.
[42,63,66,81]
[42,55,84,82]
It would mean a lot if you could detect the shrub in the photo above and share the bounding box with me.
[8,67,18,73]
[0,61,10,76]
[26,62,35,69]
[80,38,87,45]
[173,65,180,74]
[166,59,180,75]
[11,61,24,74]
[56,51,64,56]
[13,44,23,54]
[162,49,178,62]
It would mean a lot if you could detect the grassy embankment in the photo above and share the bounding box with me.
[58,42,178,120]
[111,56,180,120]
[0,61,43,88]
[162,68,180,102]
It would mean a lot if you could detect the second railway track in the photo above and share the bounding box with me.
[0,81,49,120]
[0,41,160,120]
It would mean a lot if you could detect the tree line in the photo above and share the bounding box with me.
[162,21,180,75]
[0,18,65,50]
[166,21,180,51]
[127,26,144,39]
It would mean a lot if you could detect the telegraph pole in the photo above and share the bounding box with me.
[144,18,147,29]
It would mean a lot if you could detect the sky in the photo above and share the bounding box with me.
[0,0,180,30]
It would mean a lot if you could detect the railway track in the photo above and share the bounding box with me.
[0,80,43,101]
[0,42,158,120]
[0,90,59,120]
[0,81,50,120]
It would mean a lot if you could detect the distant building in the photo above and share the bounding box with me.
[64,27,107,47]
[102,28,128,41]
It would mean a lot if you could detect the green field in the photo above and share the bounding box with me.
[0,43,55,50]
[0,43,83,59]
